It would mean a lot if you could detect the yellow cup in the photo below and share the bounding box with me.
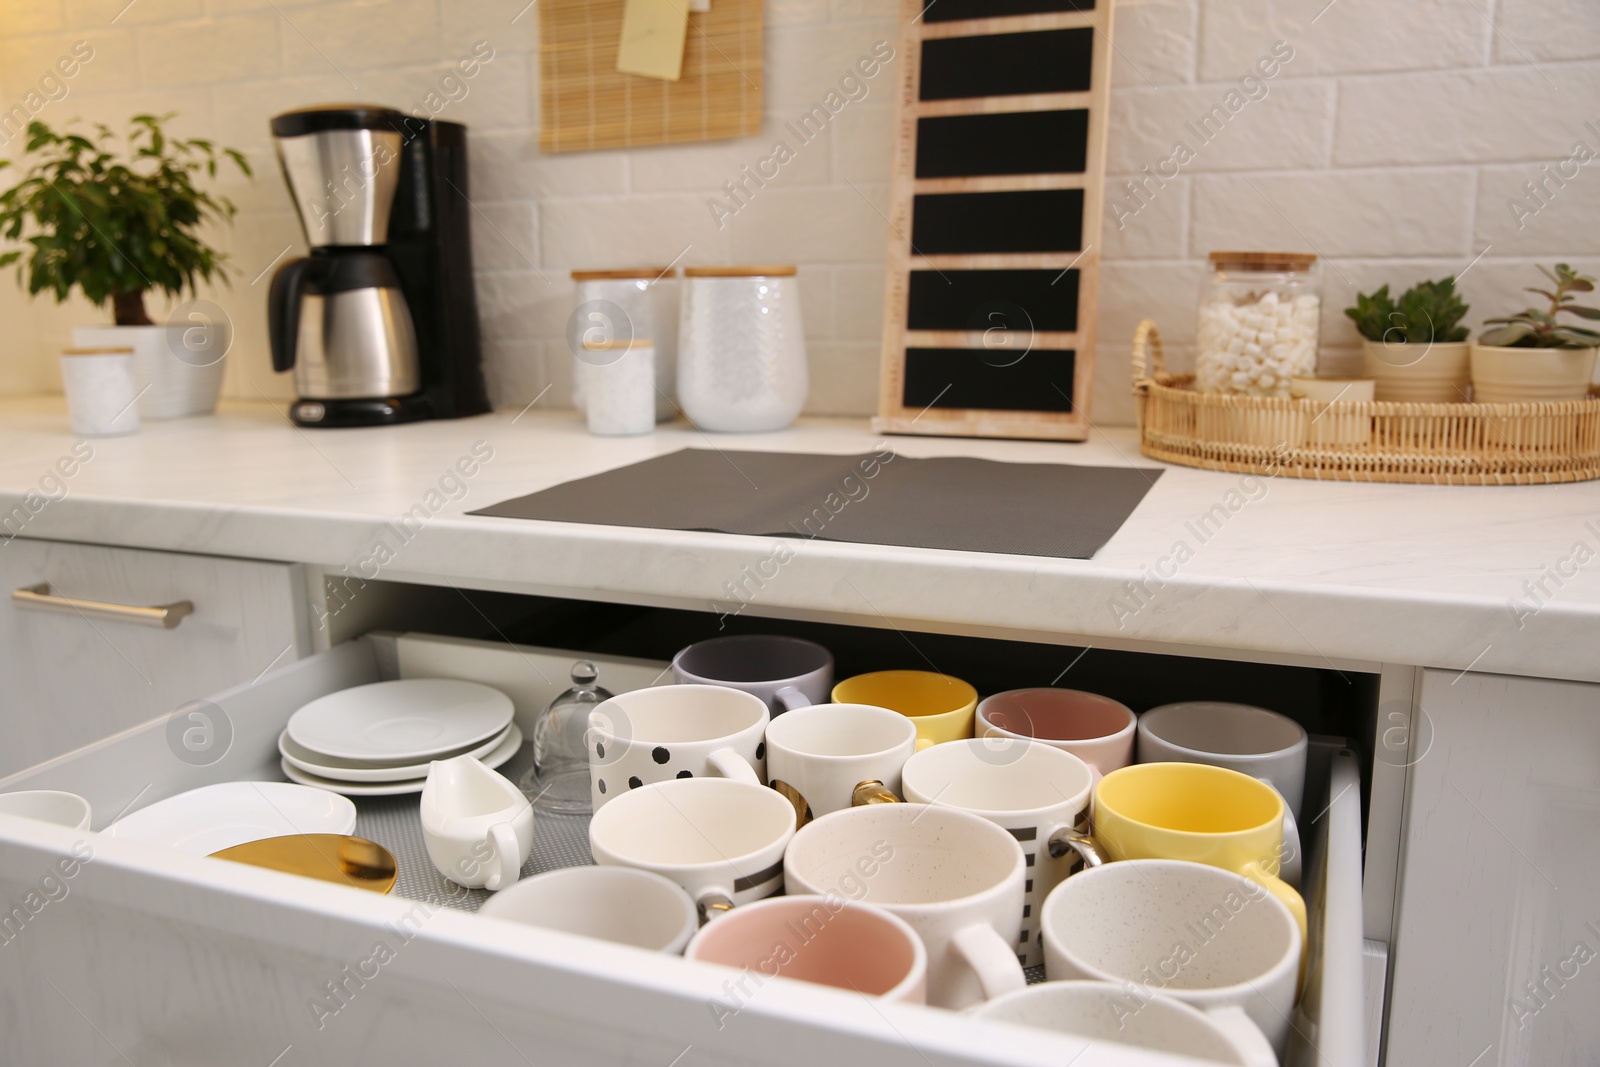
[830,671,977,751]
[1091,762,1307,957]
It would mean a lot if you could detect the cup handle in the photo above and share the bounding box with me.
[1203,1005,1278,1067]
[772,685,814,714]
[1045,830,1105,869]
[696,888,735,925]
[483,822,522,892]
[949,923,1026,1003]
[850,780,901,806]
[1252,777,1302,890]
[706,746,761,786]
[1240,859,1308,989]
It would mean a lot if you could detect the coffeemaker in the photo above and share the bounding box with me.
[268,106,489,427]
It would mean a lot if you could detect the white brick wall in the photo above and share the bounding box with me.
[0,0,1595,425]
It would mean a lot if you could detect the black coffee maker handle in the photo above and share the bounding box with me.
[268,257,319,373]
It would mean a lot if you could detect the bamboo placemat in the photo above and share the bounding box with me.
[539,0,763,153]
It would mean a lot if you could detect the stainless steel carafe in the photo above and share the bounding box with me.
[268,107,422,420]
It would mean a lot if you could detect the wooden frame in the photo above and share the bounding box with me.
[874,1,1115,441]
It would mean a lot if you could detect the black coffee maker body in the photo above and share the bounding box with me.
[268,106,489,427]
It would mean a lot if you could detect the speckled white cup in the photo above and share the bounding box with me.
[1040,859,1301,1058]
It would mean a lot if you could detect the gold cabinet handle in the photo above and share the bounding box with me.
[11,582,194,629]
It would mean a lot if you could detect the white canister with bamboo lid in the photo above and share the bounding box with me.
[59,347,141,436]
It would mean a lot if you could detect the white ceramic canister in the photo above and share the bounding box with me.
[570,268,678,421]
[677,266,808,433]
[579,339,656,436]
[59,347,142,436]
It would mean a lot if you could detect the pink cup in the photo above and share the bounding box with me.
[685,896,926,1004]
[976,688,1137,779]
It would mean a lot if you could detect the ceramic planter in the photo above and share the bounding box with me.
[1470,344,1598,404]
[72,322,229,419]
[1362,340,1471,403]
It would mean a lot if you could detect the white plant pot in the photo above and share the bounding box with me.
[72,322,229,419]
[1362,340,1471,403]
[1470,344,1599,404]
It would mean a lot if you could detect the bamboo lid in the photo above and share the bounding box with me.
[581,338,654,349]
[1208,251,1317,272]
[62,346,135,356]
[571,268,675,281]
[683,265,798,278]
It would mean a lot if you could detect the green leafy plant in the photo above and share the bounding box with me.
[1345,277,1470,344]
[1479,263,1600,349]
[0,114,251,326]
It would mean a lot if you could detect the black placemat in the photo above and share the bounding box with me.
[470,449,1161,559]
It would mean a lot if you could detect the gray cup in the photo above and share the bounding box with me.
[671,635,833,716]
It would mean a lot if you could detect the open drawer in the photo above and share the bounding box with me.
[0,632,1367,1067]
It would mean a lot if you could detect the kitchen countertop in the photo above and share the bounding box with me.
[1,395,1596,683]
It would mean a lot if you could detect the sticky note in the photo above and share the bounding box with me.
[616,0,691,82]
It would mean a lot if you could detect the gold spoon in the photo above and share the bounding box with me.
[211,834,398,894]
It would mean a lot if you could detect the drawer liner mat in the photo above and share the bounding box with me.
[344,740,1050,982]
[470,448,1162,559]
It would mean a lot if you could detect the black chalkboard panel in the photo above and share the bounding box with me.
[903,347,1077,412]
[912,189,1084,254]
[907,269,1080,332]
[920,29,1093,100]
[916,110,1089,177]
[921,0,1094,20]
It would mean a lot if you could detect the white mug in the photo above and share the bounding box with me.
[763,703,916,825]
[1041,858,1302,1058]
[479,866,699,954]
[670,635,833,716]
[589,777,796,918]
[975,981,1277,1067]
[587,684,768,811]
[1137,701,1308,886]
[784,803,1026,1011]
[900,738,1100,968]
[0,790,92,830]
[420,756,535,891]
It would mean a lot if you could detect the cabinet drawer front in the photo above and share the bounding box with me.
[0,633,1367,1067]
[0,538,306,776]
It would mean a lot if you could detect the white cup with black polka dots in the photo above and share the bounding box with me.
[900,738,1100,969]
[586,684,769,812]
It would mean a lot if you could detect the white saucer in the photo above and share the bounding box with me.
[286,679,514,763]
[279,723,513,783]
[104,782,357,856]
[280,724,523,797]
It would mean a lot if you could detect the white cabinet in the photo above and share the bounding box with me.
[1387,670,1600,1066]
[0,538,307,776]
[0,633,1369,1067]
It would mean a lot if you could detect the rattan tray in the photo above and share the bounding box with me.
[1131,320,1600,485]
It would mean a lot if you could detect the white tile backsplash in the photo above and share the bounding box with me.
[0,0,1595,421]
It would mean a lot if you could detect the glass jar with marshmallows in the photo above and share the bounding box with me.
[1195,251,1320,397]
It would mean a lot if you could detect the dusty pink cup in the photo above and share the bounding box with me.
[976,688,1137,779]
[685,896,926,1003]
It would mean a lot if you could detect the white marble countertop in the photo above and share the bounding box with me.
[2,396,1596,683]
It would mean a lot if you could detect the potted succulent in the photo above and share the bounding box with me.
[0,114,251,418]
[1347,277,1471,402]
[1473,264,1600,403]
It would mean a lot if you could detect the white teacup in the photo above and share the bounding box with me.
[1138,701,1308,886]
[0,790,92,830]
[589,777,796,918]
[900,738,1100,968]
[784,803,1026,1011]
[420,756,534,891]
[479,866,699,954]
[975,981,1276,1067]
[764,703,917,825]
[1041,859,1302,1058]
[588,685,768,812]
